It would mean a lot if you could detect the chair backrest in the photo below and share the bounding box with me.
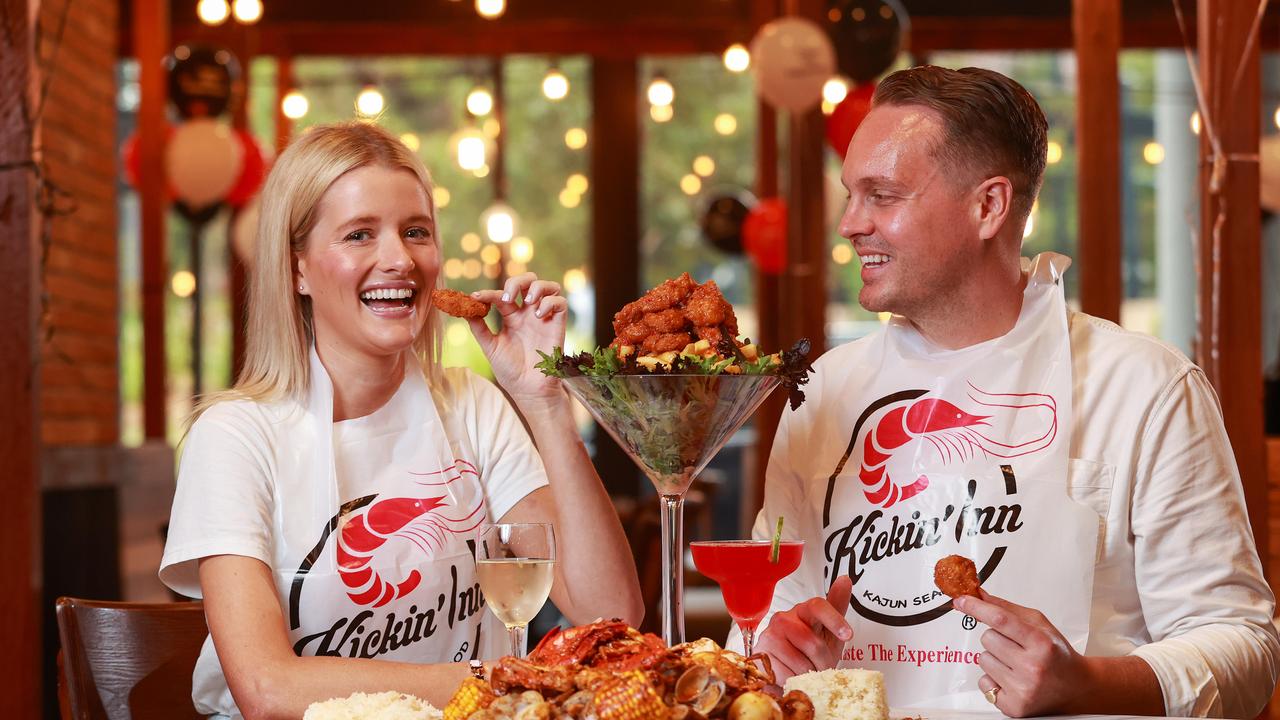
[56,597,208,720]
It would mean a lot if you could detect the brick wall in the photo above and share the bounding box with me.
[36,0,118,447]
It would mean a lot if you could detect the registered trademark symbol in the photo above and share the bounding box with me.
[962,615,978,630]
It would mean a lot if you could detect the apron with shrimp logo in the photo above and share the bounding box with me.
[821,253,1096,709]
[269,348,508,664]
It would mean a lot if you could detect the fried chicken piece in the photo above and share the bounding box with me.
[615,321,650,346]
[644,308,687,333]
[641,332,691,354]
[431,288,489,319]
[683,280,732,327]
[613,272,697,332]
[934,555,981,599]
[695,325,726,346]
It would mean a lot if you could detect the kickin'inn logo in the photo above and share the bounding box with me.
[821,385,1057,626]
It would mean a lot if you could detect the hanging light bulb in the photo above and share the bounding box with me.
[281,90,309,120]
[542,66,569,101]
[355,85,384,117]
[650,104,673,123]
[476,0,505,19]
[196,0,230,25]
[723,44,750,73]
[647,75,674,107]
[480,202,518,244]
[822,77,849,105]
[564,127,588,150]
[466,87,494,116]
[510,237,534,263]
[231,0,262,23]
[1190,110,1202,136]
[453,127,487,171]
[714,113,737,136]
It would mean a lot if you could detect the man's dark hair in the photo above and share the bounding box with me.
[873,65,1048,223]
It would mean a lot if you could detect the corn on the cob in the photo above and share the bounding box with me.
[442,677,496,720]
[590,670,667,720]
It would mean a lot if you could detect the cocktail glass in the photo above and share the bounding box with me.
[690,540,804,656]
[562,373,782,646]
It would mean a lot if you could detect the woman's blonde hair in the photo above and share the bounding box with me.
[194,121,445,421]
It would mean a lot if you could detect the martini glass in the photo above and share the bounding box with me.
[690,540,804,656]
[562,373,782,646]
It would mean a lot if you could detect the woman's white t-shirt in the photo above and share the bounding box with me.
[159,365,549,718]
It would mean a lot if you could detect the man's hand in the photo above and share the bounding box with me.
[956,591,1089,717]
[755,575,854,684]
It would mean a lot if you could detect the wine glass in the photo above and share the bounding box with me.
[475,523,556,658]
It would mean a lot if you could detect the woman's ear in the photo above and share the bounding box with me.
[974,176,1014,241]
[294,255,309,296]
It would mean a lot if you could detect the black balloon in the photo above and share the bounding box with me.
[166,45,241,119]
[700,195,752,255]
[826,0,909,85]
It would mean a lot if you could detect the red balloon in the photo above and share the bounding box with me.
[226,129,268,208]
[119,126,176,198]
[825,81,876,157]
[743,198,788,275]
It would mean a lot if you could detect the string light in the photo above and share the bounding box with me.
[1023,213,1035,238]
[647,75,674,107]
[466,87,494,117]
[481,202,517,244]
[565,128,588,150]
[483,117,501,138]
[462,259,482,279]
[196,0,230,25]
[832,244,854,265]
[693,156,715,177]
[559,189,581,208]
[821,100,837,115]
[723,44,750,73]
[435,187,451,208]
[566,173,589,194]
[231,0,261,23]
[680,174,702,195]
[453,127,487,171]
[399,133,420,152]
[822,78,849,105]
[460,232,482,253]
[650,104,673,123]
[355,85,384,117]
[475,0,505,19]
[542,67,569,101]
[1046,140,1063,165]
[171,271,196,297]
[1142,141,1165,165]
[714,113,737,135]
[281,90,309,120]
[484,262,501,279]
[506,260,527,276]
[510,237,534,263]
[472,164,490,178]
[1274,106,1280,130]
[563,268,588,295]
[1190,110,1201,136]
[480,245,502,265]
[444,258,464,279]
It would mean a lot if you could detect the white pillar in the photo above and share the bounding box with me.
[1154,51,1199,355]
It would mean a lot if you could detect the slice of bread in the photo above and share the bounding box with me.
[784,668,889,720]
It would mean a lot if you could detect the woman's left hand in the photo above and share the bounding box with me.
[467,273,568,402]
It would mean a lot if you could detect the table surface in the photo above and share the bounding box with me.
[895,709,1187,720]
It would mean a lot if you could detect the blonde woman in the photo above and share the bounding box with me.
[160,121,642,719]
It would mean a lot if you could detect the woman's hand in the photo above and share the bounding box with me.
[467,272,568,402]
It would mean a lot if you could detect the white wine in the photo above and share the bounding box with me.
[476,558,555,628]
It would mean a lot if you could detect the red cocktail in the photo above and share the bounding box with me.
[690,540,804,656]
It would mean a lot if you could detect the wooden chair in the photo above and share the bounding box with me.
[55,597,208,720]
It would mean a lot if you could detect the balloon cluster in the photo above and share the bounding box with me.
[700,193,789,275]
[121,45,268,227]
[747,1,908,158]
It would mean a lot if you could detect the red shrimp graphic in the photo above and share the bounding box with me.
[859,385,1057,508]
[336,459,485,608]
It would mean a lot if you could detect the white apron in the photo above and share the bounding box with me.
[270,349,506,664]
[822,253,1097,709]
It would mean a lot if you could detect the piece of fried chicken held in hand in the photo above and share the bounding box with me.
[431,288,490,319]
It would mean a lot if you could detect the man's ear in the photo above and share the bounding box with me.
[974,176,1014,242]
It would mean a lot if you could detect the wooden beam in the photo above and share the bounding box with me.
[1196,0,1267,572]
[589,57,641,498]
[782,0,828,361]
[1073,0,1123,322]
[136,0,168,439]
[0,0,42,711]
[751,0,783,519]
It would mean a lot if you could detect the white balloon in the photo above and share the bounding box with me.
[231,194,259,266]
[750,17,837,113]
[1261,135,1280,213]
[166,118,244,210]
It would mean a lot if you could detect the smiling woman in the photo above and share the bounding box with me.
[158,121,642,718]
